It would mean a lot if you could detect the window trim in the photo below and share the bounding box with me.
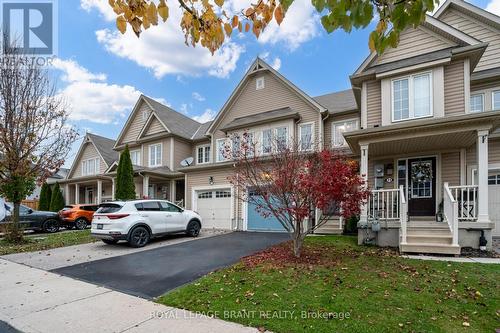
[261,128,273,156]
[130,149,141,166]
[196,144,211,165]
[142,110,149,121]
[470,93,485,113]
[492,90,500,111]
[391,71,433,123]
[332,119,358,148]
[298,122,315,151]
[256,77,265,90]
[148,143,162,167]
[81,157,100,176]
[216,138,227,163]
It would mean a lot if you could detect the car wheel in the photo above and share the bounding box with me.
[102,239,118,245]
[74,218,88,230]
[128,226,150,248]
[186,220,201,237]
[42,219,60,233]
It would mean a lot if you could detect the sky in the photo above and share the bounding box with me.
[51,0,498,167]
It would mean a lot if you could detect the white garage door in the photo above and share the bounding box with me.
[488,172,500,237]
[196,189,232,229]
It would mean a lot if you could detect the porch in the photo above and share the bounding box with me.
[345,112,500,254]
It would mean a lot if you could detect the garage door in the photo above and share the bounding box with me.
[196,189,232,229]
[488,172,500,237]
[247,192,286,232]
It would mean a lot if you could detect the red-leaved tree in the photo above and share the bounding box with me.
[225,132,370,257]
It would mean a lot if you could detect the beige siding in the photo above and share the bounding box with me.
[185,168,234,209]
[366,80,382,128]
[440,8,500,72]
[211,71,320,162]
[142,116,167,137]
[143,139,171,168]
[466,138,500,166]
[444,60,465,117]
[441,152,461,186]
[120,102,151,145]
[70,142,106,178]
[374,27,455,66]
[174,139,193,170]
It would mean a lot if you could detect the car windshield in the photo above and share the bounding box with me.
[62,206,74,210]
[96,203,123,214]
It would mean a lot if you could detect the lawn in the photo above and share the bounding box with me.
[158,236,500,333]
[0,230,96,255]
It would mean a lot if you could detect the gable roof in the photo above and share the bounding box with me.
[434,0,500,29]
[353,13,481,77]
[313,89,358,114]
[86,133,118,166]
[137,112,169,139]
[219,107,300,132]
[191,121,212,141]
[141,95,201,140]
[206,57,327,135]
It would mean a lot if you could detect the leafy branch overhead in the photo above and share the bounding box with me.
[109,0,439,54]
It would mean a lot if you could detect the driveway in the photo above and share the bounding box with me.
[52,232,289,299]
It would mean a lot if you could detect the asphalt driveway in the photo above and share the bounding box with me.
[52,232,288,299]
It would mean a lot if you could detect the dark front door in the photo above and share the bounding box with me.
[408,157,436,216]
[175,180,185,203]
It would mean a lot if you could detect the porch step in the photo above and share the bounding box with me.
[400,243,461,255]
[406,234,453,244]
[315,217,342,234]
[407,228,452,236]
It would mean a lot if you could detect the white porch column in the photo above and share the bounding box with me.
[64,184,70,205]
[477,130,490,222]
[143,175,149,199]
[170,180,176,202]
[111,178,116,201]
[75,184,80,204]
[97,180,102,204]
[360,143,369,223]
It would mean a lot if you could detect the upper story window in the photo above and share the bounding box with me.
[299,123,313,151]
[149,143,162,167]
[197,145,210,164]
[231,136,241,158]
[470,94,484,113]
[256,77,265,90]
[142,110,149,121]
[262,129,272,154]
[392,72,432,122]
[493,91,500,110]
[130,150,141,166]
[276,127,288,151]
[332,120,358,147]
[216,139,227,162]
[81,158,100,176]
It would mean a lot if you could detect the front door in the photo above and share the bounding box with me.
[407,157,436,216]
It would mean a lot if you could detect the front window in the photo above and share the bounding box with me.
[392,72,432,121]
[81,158,100,176]
[216,139,226,162]
[262,129,272,154]
[276,127,288,151]
[470,94,484,113]
[333,120,358,147]
[299,123,313,151]
[493,91,500,110]
[149,144,162,167]
[197,145,210,164]
[130,150,141,166]
[244,132,255,157]
[232,136,241,159]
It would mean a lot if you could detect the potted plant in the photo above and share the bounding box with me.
[436,200,444,222]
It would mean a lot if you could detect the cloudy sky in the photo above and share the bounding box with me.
[53,0,497,166]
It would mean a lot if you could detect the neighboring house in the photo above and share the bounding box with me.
[28,168,70,200]
[346,0,500,253]
[60,0,499,254]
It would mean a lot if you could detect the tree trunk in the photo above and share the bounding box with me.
[8,201,23,243]
[292,235,304,258]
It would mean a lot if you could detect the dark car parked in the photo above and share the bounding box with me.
[1,203,61,233]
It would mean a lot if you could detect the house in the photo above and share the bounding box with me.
[60,0,499,254]
[29,168,69,200]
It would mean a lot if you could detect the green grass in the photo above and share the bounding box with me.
[157,236,500,333]
[0,230,96,255]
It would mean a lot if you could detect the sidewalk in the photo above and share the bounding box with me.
[402,255,500,264]
[0,259,258,333]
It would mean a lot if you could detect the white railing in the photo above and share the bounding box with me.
[175,199,184,208]
[443,182,459,246]
[400,185,408,245]
[368,188,401,221]
[448,185,478,221]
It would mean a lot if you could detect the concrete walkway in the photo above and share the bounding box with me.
[0,258,258,333]
[402,255,500,264]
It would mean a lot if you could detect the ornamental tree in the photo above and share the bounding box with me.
[225,133,370,257]
[109,0,438,54]
[115,145,136,200]
[38,182,52,211]
[49,182,65,212]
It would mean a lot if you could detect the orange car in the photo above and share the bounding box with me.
[59,204,99,230]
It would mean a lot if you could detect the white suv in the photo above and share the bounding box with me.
[91,200,202,247]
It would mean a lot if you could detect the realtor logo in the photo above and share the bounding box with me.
[1,0,57,56]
